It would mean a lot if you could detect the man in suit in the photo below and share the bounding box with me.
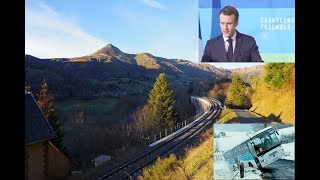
[201,6,263,62]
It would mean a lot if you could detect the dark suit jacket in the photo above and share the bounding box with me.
[201,31,263,62]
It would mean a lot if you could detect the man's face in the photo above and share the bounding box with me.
[219,13,238,38]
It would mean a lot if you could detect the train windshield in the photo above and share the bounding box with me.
[251,130,280,155]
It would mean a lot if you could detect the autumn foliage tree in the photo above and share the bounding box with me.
[264,63,294,89]
[36,79,64,150]
[207,83,229,103]
[225,75,249,108]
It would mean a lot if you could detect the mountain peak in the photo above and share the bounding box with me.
[105,43,117,49]
[92,43,124,56]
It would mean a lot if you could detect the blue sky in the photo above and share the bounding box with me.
[25,0,199,61]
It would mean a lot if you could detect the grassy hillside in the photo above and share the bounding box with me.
[250,63,295,124]
[215,108,239,124]
[250,82,294,124]
[139,128,213,180]
[134,53,160,69]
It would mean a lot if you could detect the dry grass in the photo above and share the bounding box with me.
[139,128,214,180]
[250,82,295,124]
[215,108,239,124]
[182,135,213,180]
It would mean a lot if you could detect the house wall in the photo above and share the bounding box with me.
[25,142,46,180]
[25,141,70,180]
[47,141,71,179]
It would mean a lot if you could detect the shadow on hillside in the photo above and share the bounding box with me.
[225,117,240,123]
[250,106,257,112]
[266,113,283,123]
[226,104,251,110]
[252,111,283,124]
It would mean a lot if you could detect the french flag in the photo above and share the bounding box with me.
[198,15,203,62]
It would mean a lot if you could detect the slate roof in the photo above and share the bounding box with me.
[25,93,56,145]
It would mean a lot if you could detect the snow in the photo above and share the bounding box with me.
[281,142,294,160]
[235,171,262,180]
[214,160,238,179]
[214,157,263,180]
[214,131,249,152]
[278,126,295,136]
[214,125,295,179]
[278,126,295,160]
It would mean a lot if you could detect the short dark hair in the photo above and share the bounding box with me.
[219,6,239,22]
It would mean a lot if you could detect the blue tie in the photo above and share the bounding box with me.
[227,38,233,61]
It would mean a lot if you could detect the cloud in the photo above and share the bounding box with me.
[142,0,166,10]
[25,0,107,58]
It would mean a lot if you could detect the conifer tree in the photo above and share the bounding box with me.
[225,75,247,107]
[36,79,64,150]
[148,73,178,130]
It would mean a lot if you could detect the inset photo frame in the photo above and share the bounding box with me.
[199,0,295,62]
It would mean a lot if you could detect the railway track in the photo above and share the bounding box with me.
[97,97,221,180]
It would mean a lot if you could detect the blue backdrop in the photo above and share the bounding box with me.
[199,0,295,62]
